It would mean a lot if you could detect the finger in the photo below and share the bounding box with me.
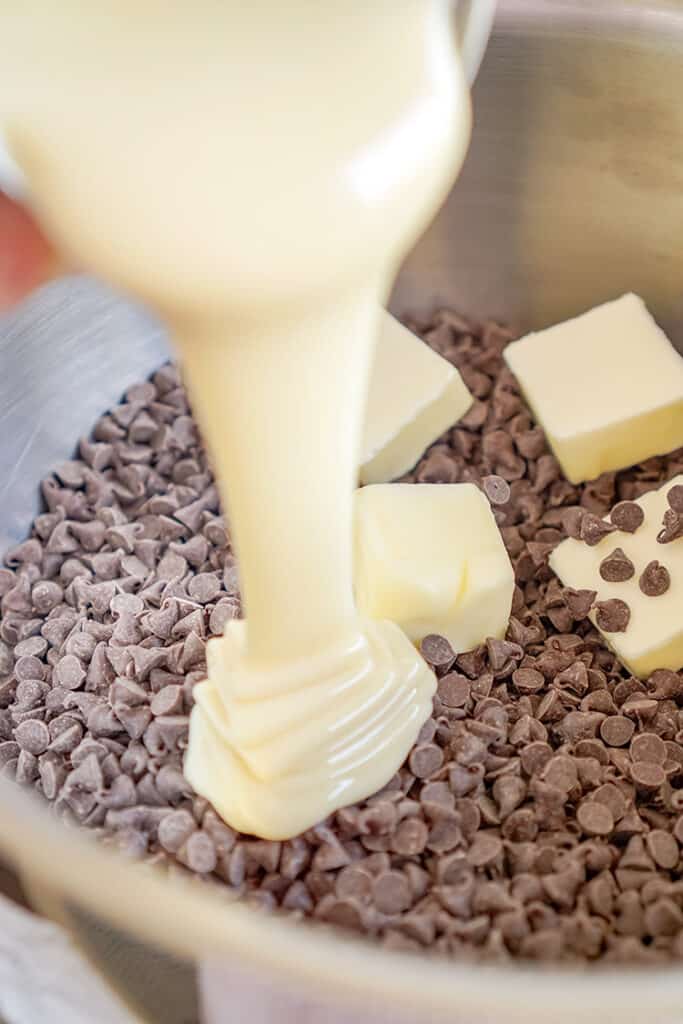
[0,191,60,310]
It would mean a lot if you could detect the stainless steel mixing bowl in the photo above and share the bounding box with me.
[1,2,683,1022]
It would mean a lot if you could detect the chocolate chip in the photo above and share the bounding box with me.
[520,742,552,777]
[409,744,443,779]
[561,507,585,539]
[155,810,196,853]
[645,898,683,937]
[356,803,396,843]
[638,560,670,597]
[512,667,544,694]
[437,673,470,708]
[492,776,526,819]
[426,819,462,853]
[555,661,589,696]
[417,450,459,484]
[600,716,635,747]
[275,879,310,912]
[595,599,630,633]
[6,544,44,569]
[657,508,683,544]
[115,705,153,740]
[372,871,412,914]
[630,732,667,765]
[15,679,47,709]
[150,685,184,717]
[610,501,645,533]
[31,581,63,614]
[111,593,144,618]
[673,816,683,845]
[647,669,683,701]
[318,898,364,931]
[54,655,86,691]
[580,513,617,546]
[420,635,455,669]
[512,426,544,459]
[561,588,596,620]
[417,780,453,817]
[187,573,222,604]
[14,719,50,756]
[533,454,560,494]
[332,866,370,905]
[467,833,503,867]
[178,831,216,874]
[576,801,614,836]
[631,762,666,792]
[486,638,523,673]
[482,475,511,506]
[218,843,245,887]
[593,783,627,821]
[391,818,428,857]
[620,835,656,874]
[599,547,635,583]
[208,598,240,634]
[667,485,683,513]
[542,755,578,792]
[645,830,679,870]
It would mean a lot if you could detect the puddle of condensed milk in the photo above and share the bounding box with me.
[1,1,472,838]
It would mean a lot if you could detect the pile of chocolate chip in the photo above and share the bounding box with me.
[1,310,683,965]
[559,485,680,634]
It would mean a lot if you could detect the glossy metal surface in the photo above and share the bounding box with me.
[394,0,683,353]
[0,279,168,550]
[2,3,683,1023]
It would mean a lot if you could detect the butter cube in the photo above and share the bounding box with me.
[354,483,514,651]
[504,294,683,484]
[550,475,683,678]
[360,313,472,484]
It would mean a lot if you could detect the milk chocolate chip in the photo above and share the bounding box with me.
[609,500,645,533]
[667,484,683,513]
[599,547,634,582]
[639,560,670,597]
[595,598,630,633]
[657,509,683,544]
[580,513,617,546]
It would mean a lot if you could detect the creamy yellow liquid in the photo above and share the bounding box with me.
[1,1,472,838]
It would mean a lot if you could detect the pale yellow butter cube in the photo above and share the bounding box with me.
[549,475,683,678]
[354,483,514,651]
[360,313,472,484]
[504,294,683,484]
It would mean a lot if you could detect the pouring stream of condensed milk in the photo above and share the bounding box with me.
[1,1,485,838]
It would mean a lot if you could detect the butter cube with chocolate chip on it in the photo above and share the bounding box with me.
[354,482,514,652]
[503,293,683,484]
[550,476,683,678]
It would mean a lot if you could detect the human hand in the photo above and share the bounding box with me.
[0,191,60,310]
